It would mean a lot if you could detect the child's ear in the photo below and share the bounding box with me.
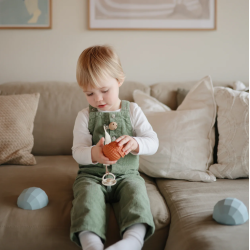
[117,79,124,87]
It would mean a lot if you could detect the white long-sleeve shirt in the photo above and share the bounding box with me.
[72,102,159,165]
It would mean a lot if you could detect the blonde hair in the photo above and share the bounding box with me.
[76,45,125,90]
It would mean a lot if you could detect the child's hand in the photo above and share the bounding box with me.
[116,135,139,155]
[91,137,117,165]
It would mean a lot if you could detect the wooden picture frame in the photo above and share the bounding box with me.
[0,0,52,29]
[88,0,216,31]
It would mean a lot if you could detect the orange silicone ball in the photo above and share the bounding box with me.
[102,141,126,161]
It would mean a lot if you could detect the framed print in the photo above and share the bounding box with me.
[0,0,52,29]
[89,0,216,30]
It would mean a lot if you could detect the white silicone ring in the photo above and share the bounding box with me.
[102,173,116,186]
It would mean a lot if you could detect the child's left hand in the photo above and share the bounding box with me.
[116,135,139,155]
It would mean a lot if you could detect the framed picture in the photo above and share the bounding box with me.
[0,0,52,29]
[89,0,216,30]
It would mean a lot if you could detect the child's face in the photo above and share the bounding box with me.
[83,75,123,111]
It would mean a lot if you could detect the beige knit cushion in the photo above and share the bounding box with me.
[0,93,40,165]
[209,87,249,179]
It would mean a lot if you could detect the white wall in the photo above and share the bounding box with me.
[0,0,248,85]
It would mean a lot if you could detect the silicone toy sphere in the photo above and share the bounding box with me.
[17,187,49,210]
[213,198,249,225]
[103,141,126,161]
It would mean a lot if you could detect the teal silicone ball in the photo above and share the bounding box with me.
[17,187,49,210]
[213,198,248,225]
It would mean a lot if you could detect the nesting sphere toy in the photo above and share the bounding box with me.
[213,197,249,225]
[102,141,126,161]
[17,187,49,210]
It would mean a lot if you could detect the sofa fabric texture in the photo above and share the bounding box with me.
[0,93,40,165]
[156,178,249,250]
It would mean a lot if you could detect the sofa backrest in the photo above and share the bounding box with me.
[150,81,238,110]
[1,79,247,156]
[0,81,150,156]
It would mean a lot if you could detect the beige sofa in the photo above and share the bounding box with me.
[0,80,248,250]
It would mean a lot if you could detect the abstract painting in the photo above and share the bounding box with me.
[89,0,216,30]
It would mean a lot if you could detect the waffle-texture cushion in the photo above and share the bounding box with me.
[0,93,40,165]
[209,87,249,179]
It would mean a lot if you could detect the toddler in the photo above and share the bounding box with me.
[70,45,159,250]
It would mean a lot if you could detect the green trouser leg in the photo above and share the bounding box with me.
[70,175,108,247]
[70,173,155,248]
[112,174,155,241]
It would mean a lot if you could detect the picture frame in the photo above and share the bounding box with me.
[88,0,216,31]
[0,0,52,29]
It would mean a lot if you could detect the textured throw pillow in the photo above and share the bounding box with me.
[135,75,216,182]
[209,87,249,179]
[0,93,40,165]
[133,89,171,112]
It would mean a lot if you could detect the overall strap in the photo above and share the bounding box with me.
[89,104,97,113]
[121,100,130,112]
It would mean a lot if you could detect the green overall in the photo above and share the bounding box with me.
[70,100,155,248]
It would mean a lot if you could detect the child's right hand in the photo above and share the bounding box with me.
[91,137,117,165]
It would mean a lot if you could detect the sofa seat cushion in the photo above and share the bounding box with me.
[156,178,249,250]
[0,156,79,250]
[0,156,169,250]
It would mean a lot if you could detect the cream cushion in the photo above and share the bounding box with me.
[135,75,216,182]
[0,93,40,165]
[133,90,171,112]
[232,81,248,91]
[209,87,249,179]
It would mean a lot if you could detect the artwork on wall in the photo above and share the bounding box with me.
[89,0,216,30]
[0,0,52,29]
